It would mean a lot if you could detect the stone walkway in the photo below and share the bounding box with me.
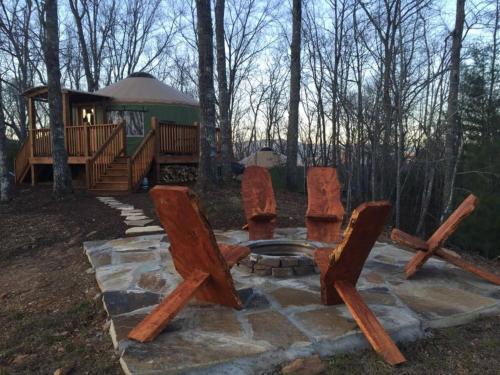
[96,197,163,236]
[83,229,500,375]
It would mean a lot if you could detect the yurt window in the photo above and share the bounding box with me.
[106,110,144,136]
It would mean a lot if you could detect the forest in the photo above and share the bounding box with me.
[0,0,499,258]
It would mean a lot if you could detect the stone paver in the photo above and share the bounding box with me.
[83,229,500,374]
[125,219,154,227]
[125,226,164,236]
[97,196,155,236]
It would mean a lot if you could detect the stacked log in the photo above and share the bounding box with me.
[160,165,197,184]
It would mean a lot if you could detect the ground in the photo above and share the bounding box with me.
[0,183,498,375]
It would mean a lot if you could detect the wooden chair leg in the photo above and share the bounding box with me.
[334,280,406,366]
[405,250,433,278]
[248,219,276,240]
[435,249,500,285]
[128,270,210,342]
[306,219,342,243]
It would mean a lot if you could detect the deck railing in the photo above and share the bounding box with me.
[89,124,118,154]
[30,124,118,158]
[86,123,125,189]
[158,122,199,155]
[129,127,156,190]
[14,137,31,183]
[32,128,52,156]
[157,122,221,156]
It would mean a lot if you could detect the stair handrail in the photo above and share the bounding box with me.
[14,136,31,184]
[86,122,125,189]
[129,127,156,191]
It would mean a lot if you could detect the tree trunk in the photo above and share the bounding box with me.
[196,0,218,189]
[215,0,232,183]
[42,0,73,197]
[442,0,465,218]
[69,0,98,91]
[286,0,301,191]
[0,81,10,202]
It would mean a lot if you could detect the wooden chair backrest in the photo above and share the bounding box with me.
[241,166,276,220]
[306,167,344,219]
[324,201,391,286]
[426,194,478,250]
[149,185,241,307]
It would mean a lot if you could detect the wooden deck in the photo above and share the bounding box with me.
[15,118,220,193]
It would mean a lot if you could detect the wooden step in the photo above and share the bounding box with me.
[100,175,129,183]
[108,163,128,170]
[91,181,130,191]
[113,157,129,164]
[104,168,129,177]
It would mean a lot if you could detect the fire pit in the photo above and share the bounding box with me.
[237,239,320,278]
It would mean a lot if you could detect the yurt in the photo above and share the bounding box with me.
[94,72,199,152]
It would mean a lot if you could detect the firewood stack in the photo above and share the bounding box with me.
[160,165,197,184]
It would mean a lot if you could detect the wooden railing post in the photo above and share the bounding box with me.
[127,157,132,191]
[85,159,91,189]
[28,97,35,159]
[152,117,160,179]
[121,121,127,155]
[84,122,89,157]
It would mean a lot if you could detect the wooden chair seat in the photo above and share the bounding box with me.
[391,194,500,285]
[314,201,406,366]
[242,166,277,240]
[307,214,343,221]
[306,167,345,243]
[128,186,250,343]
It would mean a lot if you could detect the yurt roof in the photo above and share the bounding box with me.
[240,149,304,168]
[94,73,198,107]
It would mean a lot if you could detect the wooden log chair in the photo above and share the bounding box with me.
[314,201,406,366]
[391,194,500,285]
[241,166,277,240]
[306,167,345,243]
[128,186,251,343]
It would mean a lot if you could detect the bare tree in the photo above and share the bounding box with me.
[286,0,301,191]
[0,0,37,140]
[0,79,10,202]
[68,0,116,91]
[195,0,217,189]
[442,0,466,217]
[38,0,72,196]
[215,0,232,182]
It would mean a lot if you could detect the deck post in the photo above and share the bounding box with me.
[62,92,70,151]
[152,117,160,180]
[28,97,35,159]
[127,158,132,192]
[30,165,35,186]
[83,122,89,157]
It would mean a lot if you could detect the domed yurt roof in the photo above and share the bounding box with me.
[94,72,198,107]
[239,148,304,168]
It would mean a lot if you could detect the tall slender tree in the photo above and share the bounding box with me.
[442,0,466,217]
[0,80,10,202]
[195,0,217,189]
[286,0,301,191]
[215,0,232,182]
[40,0,72,196]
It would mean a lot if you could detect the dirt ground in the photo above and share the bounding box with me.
[0,183,499,375]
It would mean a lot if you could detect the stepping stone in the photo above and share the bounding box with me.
[125,226,164,236]
[121,210,144,216]
[125,219,154,227]
[125,215,148,221]
[113,206,135,211]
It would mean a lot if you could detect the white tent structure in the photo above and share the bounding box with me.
[239,148,303,168]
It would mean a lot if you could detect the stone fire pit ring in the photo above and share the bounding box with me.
[237,239,322,278]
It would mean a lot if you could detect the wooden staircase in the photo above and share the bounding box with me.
[89,156,130,193]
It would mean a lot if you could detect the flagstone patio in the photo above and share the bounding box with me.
[83,228,500,375]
